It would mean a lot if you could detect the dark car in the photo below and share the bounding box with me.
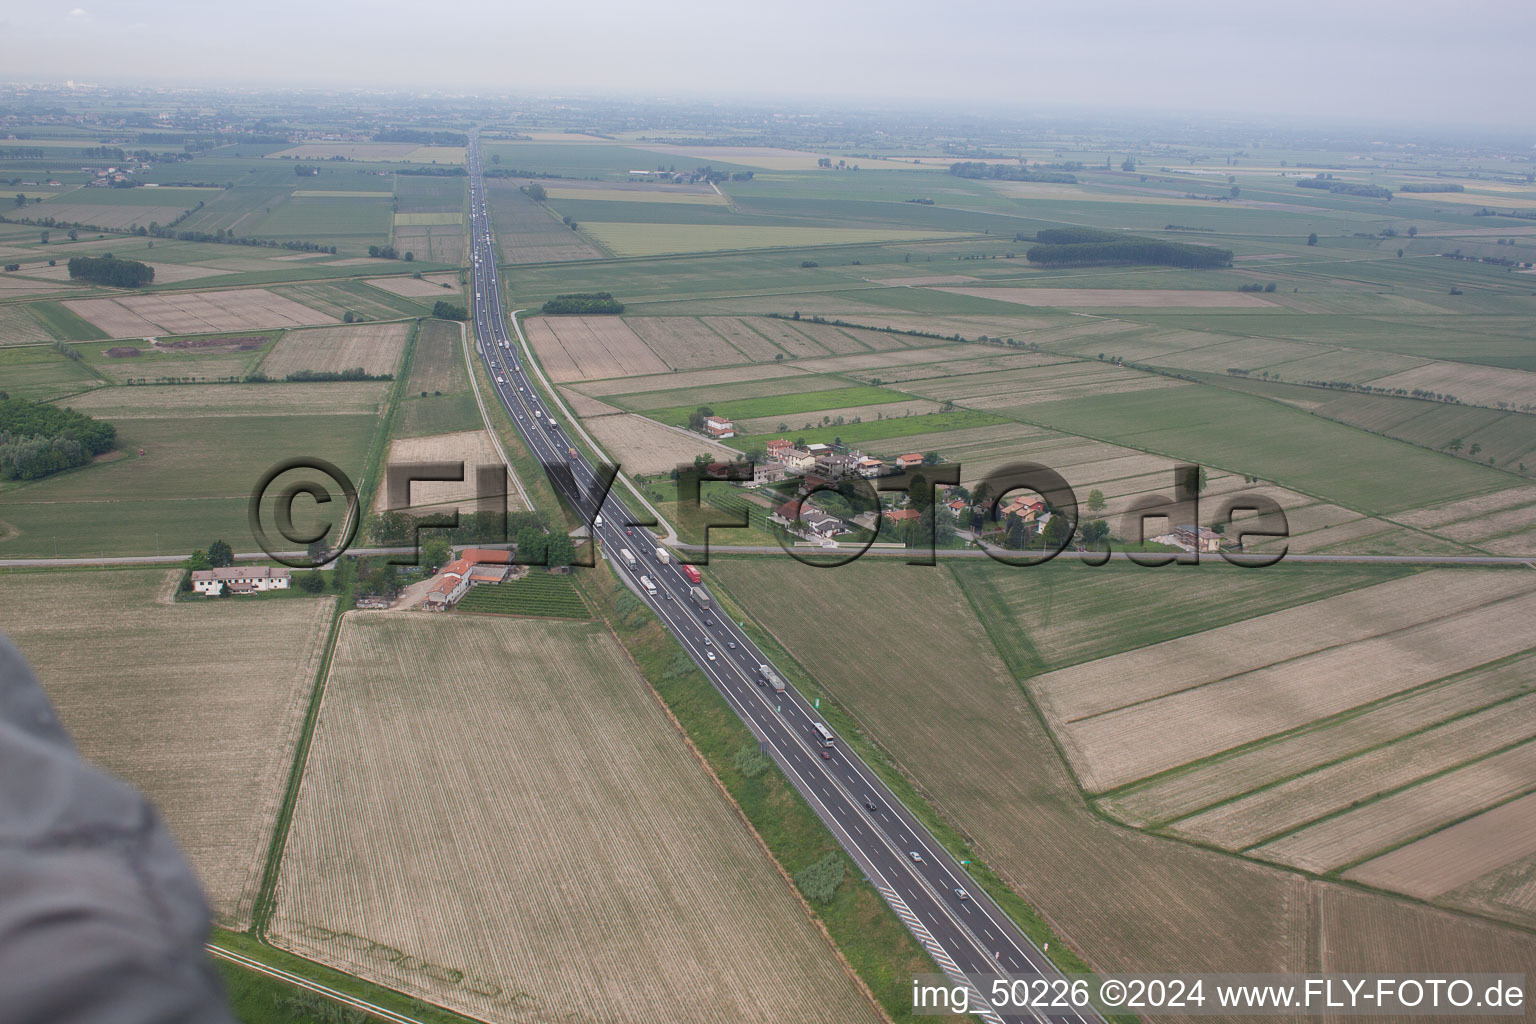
[864,797,878,811]
[820,749,832,760]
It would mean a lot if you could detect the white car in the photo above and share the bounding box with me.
[954,887,970,901]
[909,851,923,864]
[706,651,717,662]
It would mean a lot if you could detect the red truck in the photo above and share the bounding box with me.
[681,564,702,585]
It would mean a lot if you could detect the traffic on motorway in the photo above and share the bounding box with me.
[464,137,1100,1024]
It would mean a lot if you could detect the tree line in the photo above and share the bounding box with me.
[948,161,1078,184]
[375,128,469,147]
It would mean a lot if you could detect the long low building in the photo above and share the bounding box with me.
[191,566,291,596]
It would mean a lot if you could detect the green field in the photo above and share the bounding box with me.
[0,389,383,557]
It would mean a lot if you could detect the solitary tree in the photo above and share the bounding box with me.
[1447,438,1464,453]
[1307,233,1319,246]
[421,536,452,570]
[1087,488,1106,513]
[207,539,234,568]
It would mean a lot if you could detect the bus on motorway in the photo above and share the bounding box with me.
[813,723,835,747]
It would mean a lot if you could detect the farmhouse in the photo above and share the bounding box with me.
[421,549,520,610]
[895,453,924,470]
[765,438,795,461]
[191,566,292,596]
[704,416,736,439]
[1174,524,1222,553]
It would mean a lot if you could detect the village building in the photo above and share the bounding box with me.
[1174,525,1222,553]
[856,457,885,478]
[895,453,924,470]
[191,566,292,596]
[765,438,795,461]
[703,416,736,439]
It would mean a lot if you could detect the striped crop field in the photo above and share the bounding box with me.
[270,613,882,1024]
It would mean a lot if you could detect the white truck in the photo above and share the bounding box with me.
[547,416,557,429]
[654,546,670,565]
[594,514,604,529]
[639,575,657,596]
[758,664,786,694]
[619,548,637,566]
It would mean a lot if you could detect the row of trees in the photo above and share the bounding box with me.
[67,254,154,287]
[947,161,1078,184]
[366,245,412,260]
[1296,177,1392,199]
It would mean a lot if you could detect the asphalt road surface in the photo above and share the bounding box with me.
[463,136,1099,1024]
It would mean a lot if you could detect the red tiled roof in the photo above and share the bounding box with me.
[461,548,512,564]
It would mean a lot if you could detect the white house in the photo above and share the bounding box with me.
[191,566,292,596]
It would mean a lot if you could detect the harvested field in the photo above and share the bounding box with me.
[382,429,523,514]
[1103,654,1536,828]
[586,413,738,475]
[266,142,418,160]
[65,287,336,336]
[403,318,466,394]
[701,317,785,361]
[258,322,410,378]
[62,380,389,418]
[485,179,604,263]
[617,375,863,414]
[734,399,941,434]
[559,387,623,418]
[543,186,727,205]
[934,287,1278,309]
[747,318,830,358]
[1252,741,1536,873]
[573,363,807,397]
[1347,792,1536,902]
[0,569,333,928]
[1394,487,1536,528]
[626,316,744,367]
[270,614,879,1024]
[390,225,464,264]
[523,315,670,382]
[873,274,981,286]
[580,223,953,257]
[364,273,461,297]
[1433,501,1536,542]
[1273,516,1397,554]
[1168,694,1536,850]
[18,203,194,230]
[1030,571,1536,791]
[1363,362,1536,411]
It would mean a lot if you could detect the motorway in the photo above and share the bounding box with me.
[464,138,1099,1024]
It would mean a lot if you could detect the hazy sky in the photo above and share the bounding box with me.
[4,0,1534,129]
